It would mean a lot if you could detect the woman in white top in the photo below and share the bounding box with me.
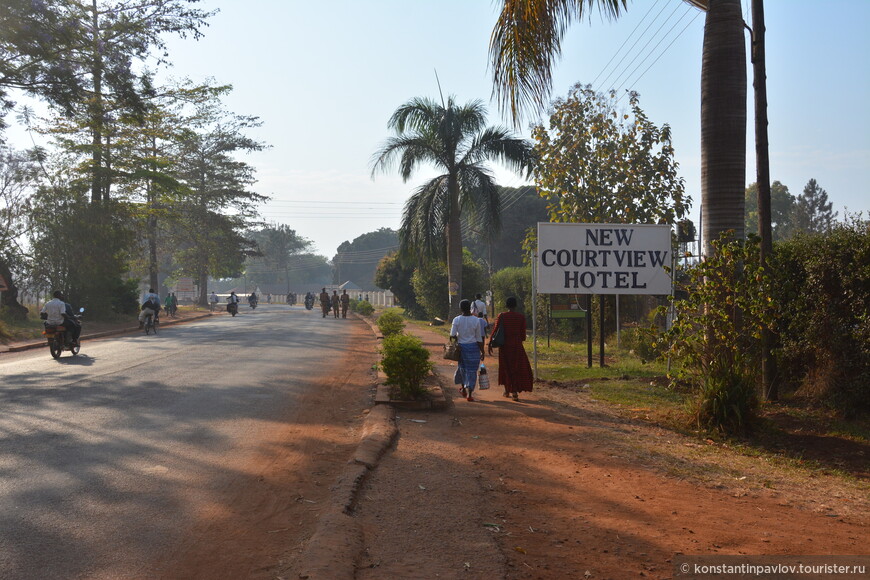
[450,299,485,402]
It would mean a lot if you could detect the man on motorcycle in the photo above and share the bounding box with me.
[40,290,82,345]
[248,292,258,308]
[139,288,161,328]
[227,291,240,313]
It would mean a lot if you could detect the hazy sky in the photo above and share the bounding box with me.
[31,1,870,256]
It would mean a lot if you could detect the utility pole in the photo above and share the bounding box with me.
[751,0,777,400]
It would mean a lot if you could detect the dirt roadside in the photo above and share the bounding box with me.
[6,311,866,579]
[330,323,868,580]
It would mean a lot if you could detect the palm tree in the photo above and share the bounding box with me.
[489,0,747,256]
[371,96,534,316]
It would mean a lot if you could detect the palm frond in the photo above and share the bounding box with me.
[457,166,502,236]
[398,175,450,261]
[489,0,627,126]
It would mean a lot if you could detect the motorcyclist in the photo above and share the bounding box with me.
[40,290,82,346]
[247,292,258,307]
[227,291,240,313]
[139,288,160,329]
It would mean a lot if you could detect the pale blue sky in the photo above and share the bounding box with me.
[49,1,870,254]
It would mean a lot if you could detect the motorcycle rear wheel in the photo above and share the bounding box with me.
[49,338,62,359]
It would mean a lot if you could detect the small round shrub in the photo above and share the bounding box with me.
[350,298,374,316]
[380,333,433,399]
[377,309,405,337]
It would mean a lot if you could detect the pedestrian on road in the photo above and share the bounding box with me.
[488,296,534,401]
[319,288,330,318]
[331,290,340,318]
[340,289,350,318]
[471,293,488,322]
[450,299,485,402]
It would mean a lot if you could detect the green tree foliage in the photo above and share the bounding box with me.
[27,0,212,202]
[791,178,838,235]
[373,251,424,319]
[168,96,267,303]
[411,250,486,321]
[371,95,533,316]
[332,228,398,288]
[772,217,869,415]
[490,265,533,317]
[28,187,139,315]
[245,223,312,290]
[745,180,795,241]
[533,85,689,226]
[663,235,775,434]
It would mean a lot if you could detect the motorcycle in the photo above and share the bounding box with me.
[227,301,239,316]
[304,295,314,310]
[43,308,84,359]
[249,299,258,310]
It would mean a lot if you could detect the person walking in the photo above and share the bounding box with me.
[471,293,488,322]
[340,289,350,318]
[331,290,340,318]
[319,288,330,318]
[450,299,485,402]
[487,296,534,401]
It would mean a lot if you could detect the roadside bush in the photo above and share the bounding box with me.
[620,325,665,363]
[377,309,405,337]
[663,235,772,434]
[380,333,433,399]
[772,218,869,415]
[490,266,531,315]
[350,298,374,316]
[411,250,486,320]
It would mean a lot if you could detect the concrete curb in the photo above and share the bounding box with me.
[0,312,214,354]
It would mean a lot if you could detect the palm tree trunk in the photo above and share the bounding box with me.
[700,0,746,256]
[446,176,463,317]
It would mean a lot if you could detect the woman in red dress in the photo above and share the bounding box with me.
[487,296,534,400]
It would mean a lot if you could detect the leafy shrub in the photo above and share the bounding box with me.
[411,250,487,320]
[350,298,374,316]
[620,325,665,363]
[380,333,433,399]
[772,218,869,415]
[377,309,405,337]
[663,235,773,434]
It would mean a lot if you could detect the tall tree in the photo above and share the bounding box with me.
[0,146,37,318]
[4,0,212,202]
[245,223,312,291]
[791,178,837,235]
[371,96,534,315]
[532,85,689,225]
[489,0,747,256]
[745,180,794,241]
[169,98,267,304]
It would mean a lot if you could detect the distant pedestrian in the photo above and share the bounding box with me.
[471,293,488,321]
[450,299,485,402]
[331,290,340,318]
[340,289,350,318]
[488,296,533,401]
[319,288,330,317]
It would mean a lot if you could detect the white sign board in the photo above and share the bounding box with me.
[537,223,672,295]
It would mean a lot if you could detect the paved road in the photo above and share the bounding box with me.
[0,305,360,579]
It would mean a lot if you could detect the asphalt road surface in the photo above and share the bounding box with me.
[0,305,368,579]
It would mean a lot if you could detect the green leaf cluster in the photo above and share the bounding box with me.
[380,333,433,399]
[376,309,406,338]
[662,234,775,433]
[532,84,689,226]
